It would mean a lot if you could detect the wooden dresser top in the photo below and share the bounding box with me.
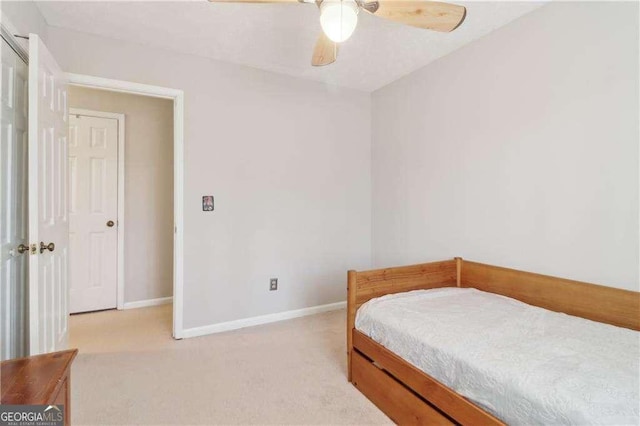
[1,349,78,405]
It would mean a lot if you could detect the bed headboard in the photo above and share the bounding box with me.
[348,260,458,311]
[346,260,457,380]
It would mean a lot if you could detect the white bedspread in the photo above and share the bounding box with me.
[355,287,640,425]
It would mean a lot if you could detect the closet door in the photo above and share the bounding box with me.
[27,33,69,355]
[0,36,29,360]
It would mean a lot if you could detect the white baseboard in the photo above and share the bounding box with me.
[181,301,346,339]
[123,296,173,310]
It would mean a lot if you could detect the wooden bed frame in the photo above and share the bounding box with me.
[347,258,640,425]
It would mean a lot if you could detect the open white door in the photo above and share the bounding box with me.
[28,34,69,355]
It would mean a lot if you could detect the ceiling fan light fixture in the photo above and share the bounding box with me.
[320,0,359,43]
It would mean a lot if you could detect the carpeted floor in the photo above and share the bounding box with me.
[69,305,391,425]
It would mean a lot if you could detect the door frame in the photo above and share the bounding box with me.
[66,73,185,339]
[69,107,126,311]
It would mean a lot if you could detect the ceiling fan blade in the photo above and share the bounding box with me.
[368,1,466,32]
[311,32,338,66]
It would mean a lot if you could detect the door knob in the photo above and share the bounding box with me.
[107,220,115,227]
[16,244,29,254]
[40,242,55,254]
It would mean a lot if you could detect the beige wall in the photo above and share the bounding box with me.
[372,2,639,291]
[69,87,174,303]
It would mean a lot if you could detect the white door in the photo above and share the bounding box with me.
[69,113,118,313]
[28,34,69,355]
[0,37,29,360]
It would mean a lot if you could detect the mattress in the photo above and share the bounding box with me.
[355,287,640,425]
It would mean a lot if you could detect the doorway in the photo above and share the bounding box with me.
[67,74,185,340]
[67,88,176,341]
[66,77,185,345]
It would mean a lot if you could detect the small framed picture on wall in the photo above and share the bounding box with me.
[202,196,214,211]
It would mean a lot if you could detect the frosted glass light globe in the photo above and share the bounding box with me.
[320,0,359,43]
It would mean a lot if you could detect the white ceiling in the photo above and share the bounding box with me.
[35,0,545,92]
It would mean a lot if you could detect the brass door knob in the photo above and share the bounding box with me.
[107,220,115,227]
[40,242,55,254]
[16,244,29,254]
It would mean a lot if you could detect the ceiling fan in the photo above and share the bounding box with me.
[207,0,467,66]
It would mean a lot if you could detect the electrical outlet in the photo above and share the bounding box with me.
[270,278,278,291]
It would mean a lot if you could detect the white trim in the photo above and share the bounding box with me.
[118,115,126,310]
[123,296,173,310]
[181,301,347,339]
[66,73,182,100]
[69,108,126,310]
[67,72,185,340]
[69,108,124,121]
[173,92,185,339]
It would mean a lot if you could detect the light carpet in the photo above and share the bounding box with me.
[69,305,391,425]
